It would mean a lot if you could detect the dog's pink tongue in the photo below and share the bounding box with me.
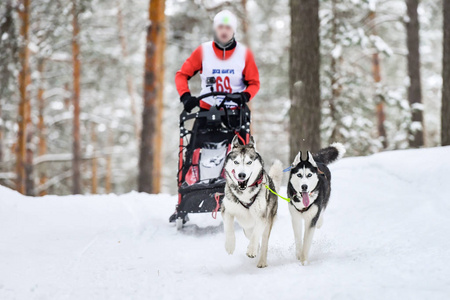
[302,192,310,207]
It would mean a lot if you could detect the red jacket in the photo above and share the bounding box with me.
[175,41,260,106]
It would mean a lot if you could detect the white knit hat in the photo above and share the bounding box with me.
[213,10,237,33]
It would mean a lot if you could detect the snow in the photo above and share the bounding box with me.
[1,146,450,299]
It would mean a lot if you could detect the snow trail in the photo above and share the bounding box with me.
[1,147,449,299]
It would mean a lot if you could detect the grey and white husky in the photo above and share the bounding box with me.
[287,143,345,265]
[221,136,283,268]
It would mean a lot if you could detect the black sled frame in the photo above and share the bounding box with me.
[170,92,251,229]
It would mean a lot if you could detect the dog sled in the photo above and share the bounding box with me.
[169,91,251,230]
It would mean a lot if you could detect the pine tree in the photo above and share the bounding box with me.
[443,0,450,145]
[16,0,31,194]
[289,0,321,160]
[138,0,165,193]
[406,0,424,147]
[72,0,82,194]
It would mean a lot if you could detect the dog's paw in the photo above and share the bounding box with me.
[246,244,258,258]
[225,236,235,255]
[300,253,309,265]
[296,249,302,261]
[257,260,267,268]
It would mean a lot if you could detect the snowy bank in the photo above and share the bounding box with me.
[1,146,450,299]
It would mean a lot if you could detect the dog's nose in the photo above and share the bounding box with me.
[238,173,246,180]
[301,184,308,191]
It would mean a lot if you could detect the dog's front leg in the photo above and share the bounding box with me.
[222,211,236,255]
[300,220,316,265]
[247,220,265,258]
[257,222,273,268]
[290,209,303,260]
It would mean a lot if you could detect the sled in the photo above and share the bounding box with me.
[169,92,251,230]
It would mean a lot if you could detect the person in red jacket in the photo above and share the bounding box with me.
[175,10,260,112]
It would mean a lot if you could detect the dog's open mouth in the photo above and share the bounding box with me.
[301,192,310,207]
[232,170,250,190]
[237,178,249,190]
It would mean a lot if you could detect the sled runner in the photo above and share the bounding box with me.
[169,92,251,230]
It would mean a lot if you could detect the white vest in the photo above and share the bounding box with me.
[200,41,247,107]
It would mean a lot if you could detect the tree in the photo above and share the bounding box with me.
[16,0,31,194]
[0,0,18,164]
[152,18,166,194]
[369,10,388,149]
[406,0,424,147]
[443,0,450,146]
[117,1,140,141]
[37,59,47,196]
[138,0,165,193]
[91,125,97,194]
[72,0,82,194]
[289,0,321,161]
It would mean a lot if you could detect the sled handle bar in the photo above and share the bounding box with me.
[196,92,231,101]
[180,106,244,122]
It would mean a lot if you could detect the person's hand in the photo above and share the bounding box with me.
[226,92,250,106]
[180,93,199,113]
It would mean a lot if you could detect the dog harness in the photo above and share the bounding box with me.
[235,172,264,209]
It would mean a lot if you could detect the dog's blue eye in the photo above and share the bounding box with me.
[297,174,303,178]
[234,161,239,165]
[307,173,312,178]
[246,161,252,165]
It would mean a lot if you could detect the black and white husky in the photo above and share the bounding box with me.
[287,143,345,265]
[221,136,283,268]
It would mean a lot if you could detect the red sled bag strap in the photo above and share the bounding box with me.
[192,148,201,165]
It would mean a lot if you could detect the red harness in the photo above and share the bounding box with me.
[248,172,264,187]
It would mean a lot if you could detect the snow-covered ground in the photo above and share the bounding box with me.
[1,147,450,300]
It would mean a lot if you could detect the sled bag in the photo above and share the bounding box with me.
[199,140,228,181]
[185,148,201,185]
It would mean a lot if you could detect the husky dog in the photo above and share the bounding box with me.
[221,136,283,268]
[287,143,345,265]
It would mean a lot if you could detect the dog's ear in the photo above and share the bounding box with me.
[231,135,241,149]
[292,151,302,166]
[306,151,318,167]
[247,136,255,149]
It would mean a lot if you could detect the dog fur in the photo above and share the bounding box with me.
[221,136,283,268]
[287,143,345,265]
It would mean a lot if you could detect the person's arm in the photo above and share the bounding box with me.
[242,49,260,100]
[175,46,203,98]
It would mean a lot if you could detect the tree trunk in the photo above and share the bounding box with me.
[64,82,70,109]
[37,59,47,196]
[0,0,18,164]
[117,1,140,141]
[369,11,388,149]
[138,0,165,193]
[105,129,113,193]
[91,125,97,194]
[289,0,321,161]
[152,13,166,194]
[329,0,342,143]
[72,0,82,194]
[16,0,31,194]
[442,0,450,146]
[241,0,250,47]
[25,98,34,196]
[406,0,424,147]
